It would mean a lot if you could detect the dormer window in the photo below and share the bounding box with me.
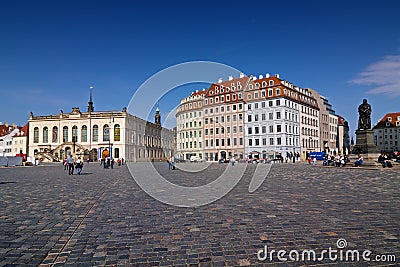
[269,80,274,86]
[388,117,392,122]
[386,122,391,126]
[249,84,253,90]
[262,81,267,87]
[255,83,260,89]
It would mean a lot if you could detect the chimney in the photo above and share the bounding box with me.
[228,75,233,81]
[12,123,16,129]
[218,78,223,83]
[275,73,280,79]
[265,73,270,78]
[258,74,263,79]
[196,89,199,93]
[5,122,9,127]
[239,72,245,78]
[252,76,256,81]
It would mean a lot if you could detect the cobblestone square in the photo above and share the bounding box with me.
[0,163,399,266]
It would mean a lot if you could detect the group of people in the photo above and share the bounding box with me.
[99,157,124,169]
[322,154,351,167]
[63,155,84,175]
[378,153,394,168]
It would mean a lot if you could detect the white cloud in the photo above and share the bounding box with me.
[350,55,400,96]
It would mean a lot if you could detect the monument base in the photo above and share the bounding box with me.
[352,129,380,161]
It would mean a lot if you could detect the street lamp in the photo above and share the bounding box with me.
[107,115,114,160]
[293,146,295,163]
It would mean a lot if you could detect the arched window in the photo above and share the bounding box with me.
[93,125,99,142]
[103,124,110,141]
[33,127,39,143]
[81,125,87,142]
[43,127,48,143]
[52,126,58,143]
[63,126,68,142]
[114,124,120,141]
[72,125,78,142]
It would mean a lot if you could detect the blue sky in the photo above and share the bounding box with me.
[1,0,399,139]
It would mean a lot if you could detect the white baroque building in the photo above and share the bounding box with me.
[176,89,205,160]
[28,94,175,162]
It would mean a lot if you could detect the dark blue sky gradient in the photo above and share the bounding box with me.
[1,0,399,136]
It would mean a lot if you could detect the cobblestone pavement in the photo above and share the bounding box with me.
[0,162,399,266]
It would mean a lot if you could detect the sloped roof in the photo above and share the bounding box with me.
[374,112,400,128]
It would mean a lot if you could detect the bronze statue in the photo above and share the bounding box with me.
[358,99,371,130]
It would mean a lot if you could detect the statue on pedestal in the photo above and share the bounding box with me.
[353,98,379,158]
[358,99,371,130]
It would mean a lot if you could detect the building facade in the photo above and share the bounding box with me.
[0,123,21,157]
[244,74,301,159]
[176,90,206,160]
[203,75,248,161]
[12,123,29,156]
[308,89,338,154]
[175,72,328,161]
[373,112,400,152]
[28,95,175,162]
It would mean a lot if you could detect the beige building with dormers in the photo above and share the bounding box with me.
[176,89,206,161]
[28,93,175,162]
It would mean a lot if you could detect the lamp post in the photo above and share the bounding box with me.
[293,146,295,163]
[108,114,114,160]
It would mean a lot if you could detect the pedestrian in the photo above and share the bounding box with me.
[103,157,108,169]
[354,154,363,167]
[111,158,114,169]
[230,157,235,166]
[63,157,68,170]
[76,157,83,175]
[68,155,75,175]
[307,157,312,165]
[86,158,90,164]
[167,157,172,170]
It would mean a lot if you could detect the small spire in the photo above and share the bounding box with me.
[156,103,159,112]
[89,84,93,102]
[88,84,94,112]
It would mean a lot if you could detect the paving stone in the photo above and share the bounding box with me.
[0,163,399,266]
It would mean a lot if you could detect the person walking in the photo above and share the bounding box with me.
[68,155,75,175]
[63,157,68,170]
[76,157,83,175]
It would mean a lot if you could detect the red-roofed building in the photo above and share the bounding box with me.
[0,123,21,157]
[373,112,400,152]
[12,123,29,156]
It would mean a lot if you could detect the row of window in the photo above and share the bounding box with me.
[302,138,319,149]
[205,114,243,124]
[301,128,319,137]
[205,138,243,147]
[33,125,121,144]
[178,120,202,130]
[247,111,298,122]
[247,137,299,147]
[177,110,203,120]
[205,93,243,105]
[205,126,243,135]
[204,103,243,114]
[301,116,318,127]
[178,130,202,139]
[179,141,202,150]
[301,106,318,116]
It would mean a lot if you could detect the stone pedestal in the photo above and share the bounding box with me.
[352,129,380,160]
